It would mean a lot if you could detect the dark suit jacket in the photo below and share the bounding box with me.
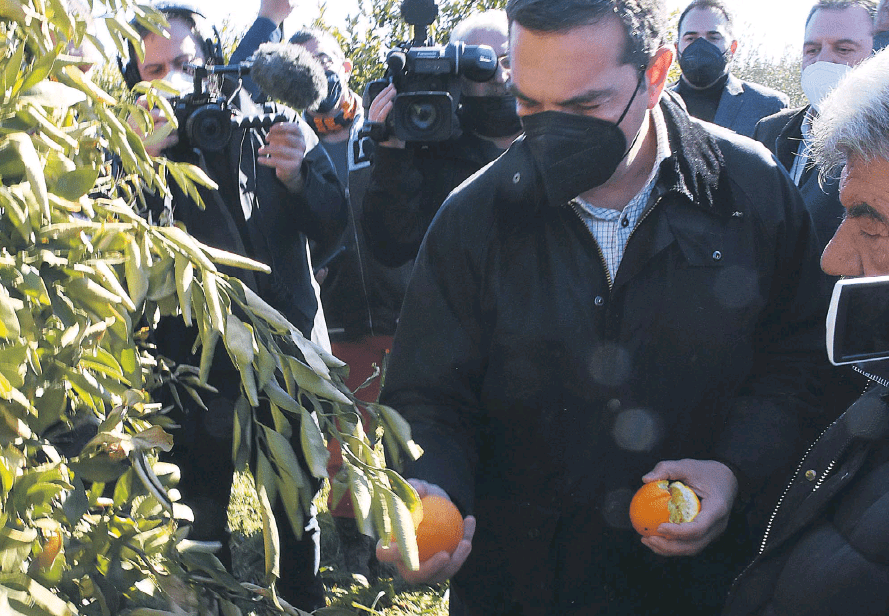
[672,74,789,138]
[753,106,843,250]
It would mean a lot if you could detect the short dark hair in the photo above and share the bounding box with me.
[289,28,346,63]
[678,0,735,38]
[505,0,666,72]
[132,7,221,63]
[805,0,877,27]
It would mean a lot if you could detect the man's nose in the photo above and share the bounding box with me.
[821,222,863,277]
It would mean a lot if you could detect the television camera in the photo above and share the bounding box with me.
[361,0,499,143]
[168,62,287,152]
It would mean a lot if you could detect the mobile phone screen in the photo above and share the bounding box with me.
[827,275,889,365]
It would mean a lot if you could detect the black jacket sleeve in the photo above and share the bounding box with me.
[229,17,282,101]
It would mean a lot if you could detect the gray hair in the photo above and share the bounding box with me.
[811,48,889,179]
[450,9,508,43]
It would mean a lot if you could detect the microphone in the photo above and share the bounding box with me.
[249,42,327,111]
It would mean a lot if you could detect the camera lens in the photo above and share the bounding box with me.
[406,101,439,132]
[392,92,455,142]
[186,104,232,152]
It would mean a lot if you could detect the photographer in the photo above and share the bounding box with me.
[122,3,346,610]
[361,8,522,267]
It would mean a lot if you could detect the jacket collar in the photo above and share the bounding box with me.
[655,91,731,217]
[774,106,809,171]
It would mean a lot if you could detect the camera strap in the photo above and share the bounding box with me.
[306,89,359,136]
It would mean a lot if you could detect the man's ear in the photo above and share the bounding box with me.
[730,39,738,56]
[343,58,353,78]
[645,46,674,109]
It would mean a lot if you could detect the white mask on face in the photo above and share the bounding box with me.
[161,70,194,97]
[801,61,852,112]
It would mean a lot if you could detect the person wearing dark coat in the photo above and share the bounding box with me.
[754,0,877,434]
[724,48,889,616]
[122,5,347,610]
[753,0,875,251]
[360,10,522,268]
[670,1,788,138]
[374,1,827,615]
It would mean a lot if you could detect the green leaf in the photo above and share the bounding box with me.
[0,285,21,340]
[380,485,419,572]
[54,167,101,202]
[371,403,424,461]
[173,254,193,327]
[256,482,280,581]
[286,358,351,405]
[299,408,329,479]
[345,462,374,537]
[5,134,48,222]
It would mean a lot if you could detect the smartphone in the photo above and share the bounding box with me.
[826,275,889,365]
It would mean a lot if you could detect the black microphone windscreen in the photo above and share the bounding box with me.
[250,42,326,111]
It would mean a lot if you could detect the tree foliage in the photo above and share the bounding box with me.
[0,1,424,613]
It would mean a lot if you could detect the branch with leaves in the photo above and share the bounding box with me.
[0,2,425,614]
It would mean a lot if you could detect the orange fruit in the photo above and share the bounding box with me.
[629,480,700,537]
[415,495,464,562]
[36,530,62,569]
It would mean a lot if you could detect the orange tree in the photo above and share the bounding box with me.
[0,1,425,613]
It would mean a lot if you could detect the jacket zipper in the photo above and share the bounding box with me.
[569,200,613,289]
[755,372,878,556]
[567,195,663,290]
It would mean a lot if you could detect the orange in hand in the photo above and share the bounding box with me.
[629,480,700,537]
[415,495,464,561]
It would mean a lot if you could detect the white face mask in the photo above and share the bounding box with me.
[161,70,194,98]
[801,61,852,112]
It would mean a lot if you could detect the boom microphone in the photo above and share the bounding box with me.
[249,42,327,111]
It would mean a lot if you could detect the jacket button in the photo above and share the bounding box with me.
[712,250,723,261]
[513,172,521,184]
[528,528,541,539]
[805,469,816,481]
[594,296,605,306]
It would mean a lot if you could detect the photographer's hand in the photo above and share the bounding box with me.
[258,121,307,193]
[369,83,406,149]
[257,0,296,25]
[129,96,179,158]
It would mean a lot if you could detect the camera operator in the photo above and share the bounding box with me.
[121,3,347,610]
[361,9,522,267]
[226,0,415,578]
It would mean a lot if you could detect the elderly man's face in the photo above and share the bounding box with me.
[821,156,889,277]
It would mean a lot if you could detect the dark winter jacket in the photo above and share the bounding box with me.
[754,106,843,252]
[320,138,415,340]
[361,132,505,267]
[672,73,789,138]
[149,89,346,338]
[381,95,828,615]
[723,363,889,616]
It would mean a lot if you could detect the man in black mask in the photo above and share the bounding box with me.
[361,9,522,267]
[373,1,829,615]
[671,0,789,138]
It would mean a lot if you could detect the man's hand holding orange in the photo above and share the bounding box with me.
[376,479,476,585]
[637,458,738,557]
